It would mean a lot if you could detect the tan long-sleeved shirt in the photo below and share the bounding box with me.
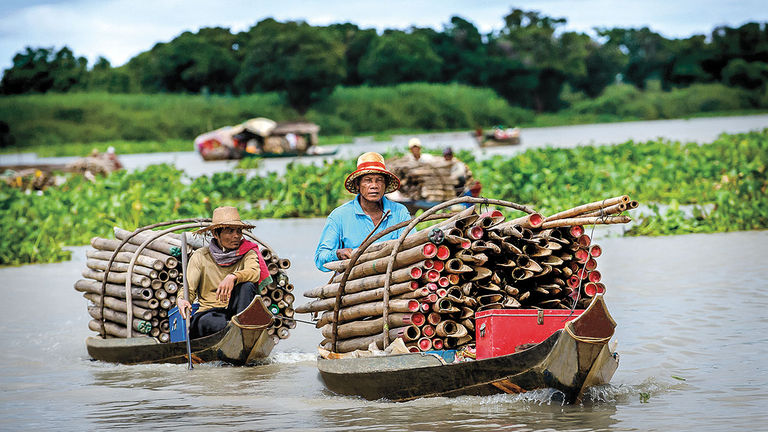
[185,248,261,312]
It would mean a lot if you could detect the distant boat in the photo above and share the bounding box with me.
[475,127,522,147]
[196,118,334,160]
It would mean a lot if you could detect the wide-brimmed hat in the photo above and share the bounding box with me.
[344,152,400,194]
[196,206,255,234]
[408,138,422,148]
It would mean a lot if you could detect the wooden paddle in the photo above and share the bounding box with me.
[180,232,193,370]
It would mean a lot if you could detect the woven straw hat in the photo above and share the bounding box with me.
[408,137,422,148]
[196,206,255,234]
[344,152,400,194]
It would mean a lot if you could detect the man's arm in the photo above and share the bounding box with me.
[233,251,261,283]
[314,216,343,272]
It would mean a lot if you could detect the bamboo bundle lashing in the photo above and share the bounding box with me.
[78,224,295,345]
[300,195,636,354]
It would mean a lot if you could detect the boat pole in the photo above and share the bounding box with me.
[181,232,193,370]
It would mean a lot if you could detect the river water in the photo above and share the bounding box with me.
[0,218,766,431]
[2,114,767,177]
[1,115,767,430]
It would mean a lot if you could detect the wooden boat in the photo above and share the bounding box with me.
[476,127,522,147]
[86,296,276,365]
[243,146,338,159]
[317,295,619,403]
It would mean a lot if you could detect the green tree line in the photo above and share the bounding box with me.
[2,9,767,115]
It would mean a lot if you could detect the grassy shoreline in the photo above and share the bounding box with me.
[2,82,765,156]
[2,110,767,158]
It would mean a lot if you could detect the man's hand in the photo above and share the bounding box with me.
[336,248,354,260]
[216,274,237,303]
[177,298,192,320]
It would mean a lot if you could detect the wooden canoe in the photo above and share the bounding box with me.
[86,296,276,365]
[317,295,618,403]
[243,147,339,159]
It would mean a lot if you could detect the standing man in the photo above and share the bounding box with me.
[177,206,271,338]
[314,152,411,271]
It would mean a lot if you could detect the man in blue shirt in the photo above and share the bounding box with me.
[315,152,411,271]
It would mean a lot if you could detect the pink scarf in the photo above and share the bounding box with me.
[210,239,272,289]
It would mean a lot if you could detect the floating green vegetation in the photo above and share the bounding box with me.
[1,131,766,265]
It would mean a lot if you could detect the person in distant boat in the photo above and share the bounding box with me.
[314,152,411,271]
[442,147,470,192]
[177,206,271,339]
[405,137,436,163]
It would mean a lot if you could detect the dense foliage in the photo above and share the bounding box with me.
[2,10,766,116]
[1,131,765,265]
[2,82,764,150]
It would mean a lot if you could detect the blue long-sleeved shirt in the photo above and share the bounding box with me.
[314,195,411,271]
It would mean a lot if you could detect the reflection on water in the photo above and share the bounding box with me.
[0,221,767,431]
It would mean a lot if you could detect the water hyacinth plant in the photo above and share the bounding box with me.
[1,131,765,265]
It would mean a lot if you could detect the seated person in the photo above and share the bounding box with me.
[176,206,270,338]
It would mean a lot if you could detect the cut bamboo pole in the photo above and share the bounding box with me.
[296,281,415,313]
[304,263,425,299]
[580,202,628,218]
[315,299,419,328]
[320,313,418,339]
[90,237,178,268]
[87,306,151,333]
[114,227,178,256]
[324,242,437,276]
[86,249,164,271]
[539,215,631,229]
[544,195,630,221]
[86,258,156,278]
[74,279,153,300]
[322,326,420,352]
[82,268,150,288]
[88,319,146,339]
[83,293,153,320]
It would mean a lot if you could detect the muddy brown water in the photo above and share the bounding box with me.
[0,218,766,431]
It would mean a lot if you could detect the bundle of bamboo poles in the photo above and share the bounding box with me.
[298,196,637,354]
[75,227,295,344]
[386,158,458,202]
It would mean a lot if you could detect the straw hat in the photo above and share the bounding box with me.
[196,206,255,234]
[344,152,400,194]
[408,137,422,148]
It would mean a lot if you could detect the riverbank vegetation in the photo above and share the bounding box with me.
[1,82,765,156]
[2,130,765,265]
[2,11,767,151]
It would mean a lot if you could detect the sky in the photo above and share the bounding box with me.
[0,0,766,71]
